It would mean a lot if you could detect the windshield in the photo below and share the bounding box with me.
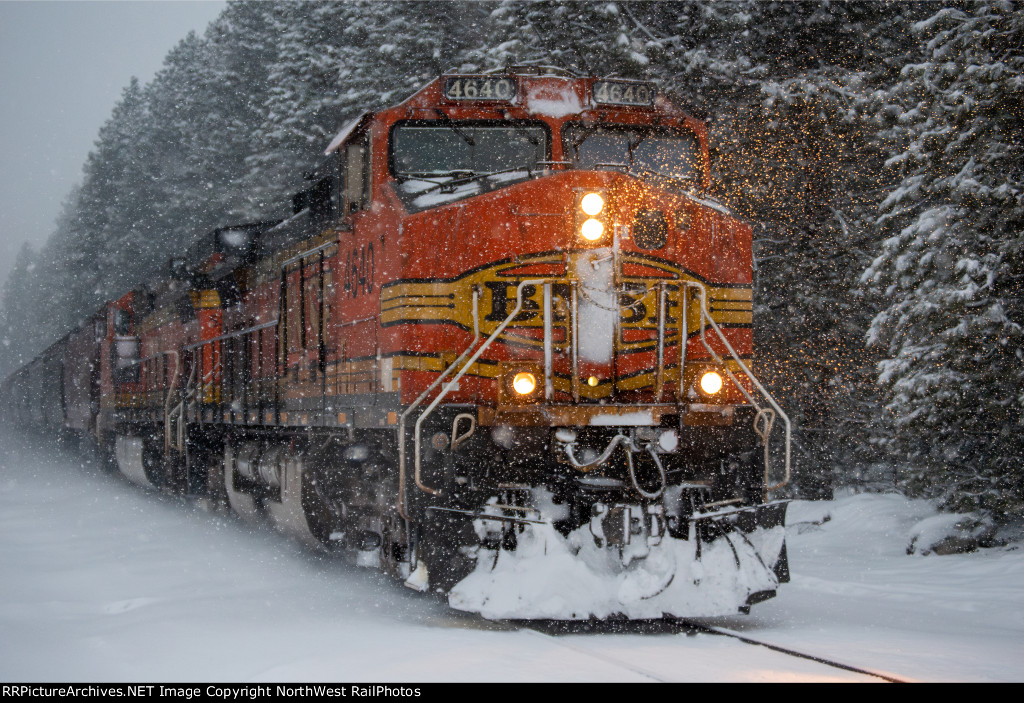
[562,124,702,182]
[392,122,549,177]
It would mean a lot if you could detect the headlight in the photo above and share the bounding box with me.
[580,192,604,216]
[699,370,723,395]
[576,191,609,243]
[581,218,604,241]
[512,372,537,395]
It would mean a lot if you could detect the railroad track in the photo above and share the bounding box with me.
[514,618,913,683]
[680,621,912,683]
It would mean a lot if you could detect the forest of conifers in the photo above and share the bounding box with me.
[1,1,1020,520]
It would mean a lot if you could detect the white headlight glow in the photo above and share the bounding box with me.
[581,218,604,241]
[512,372,537,395]
[699,371,723,395]
[580,192,604,216]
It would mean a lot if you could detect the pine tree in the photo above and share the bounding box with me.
[12,2,281,340]
[49,78,159,323]
[0,244,40,374]
[478,0,654,76]
[712,2,925,495]
[863,1,1024,517]
[145,3,278,245]
[204,1,284,222]
[145,31,224,257]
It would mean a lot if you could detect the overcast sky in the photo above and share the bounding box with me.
[0,0,226,287]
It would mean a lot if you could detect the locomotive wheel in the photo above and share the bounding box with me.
[300,465,345,546]
[222,443,261,523]
[379,513,410,580]
[204,443,229,510]
[141,437,167,488]
[163,450,188,494]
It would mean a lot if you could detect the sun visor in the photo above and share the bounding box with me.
[325,111,371,155]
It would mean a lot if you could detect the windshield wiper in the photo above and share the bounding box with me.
[395,169,477,186]
[509,122,541,147]
[569,126,597,160]
[434,109,475,147]
[627,130,649,157]
[415,165,535,195]
[398,169,475,179]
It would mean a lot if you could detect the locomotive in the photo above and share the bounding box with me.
[3,68,791,619]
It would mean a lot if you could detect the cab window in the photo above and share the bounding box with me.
[563,124,702,182]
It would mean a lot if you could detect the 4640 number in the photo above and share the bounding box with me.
[592,80,656,107]
[444,77,516,101]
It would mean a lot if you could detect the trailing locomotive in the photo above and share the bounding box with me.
[2,68,791,619]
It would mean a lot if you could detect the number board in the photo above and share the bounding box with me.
[592,80,656,107]
[444,77,516,102]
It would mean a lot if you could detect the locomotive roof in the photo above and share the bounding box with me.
[324,72,695,156]
[409,72,678,117]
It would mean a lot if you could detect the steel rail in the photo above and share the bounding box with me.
[679,621,913,683]
[516,619,912,683]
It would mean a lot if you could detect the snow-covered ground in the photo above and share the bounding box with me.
[1,431,1022,682]
[699,494,1024,682]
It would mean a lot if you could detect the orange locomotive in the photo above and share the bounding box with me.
[4,69,792,619]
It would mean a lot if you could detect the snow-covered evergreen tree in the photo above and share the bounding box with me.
[0,244,41,374]
[145,31,225,255]
[611,1,924,494]
[202,1,281,222]
[477,0,654,77]
[145,2,278,237]
[711,1,925,495]
[50,78,159,323]
[863,2,1024,517]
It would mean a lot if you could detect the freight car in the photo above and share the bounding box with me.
[3,68,792,619]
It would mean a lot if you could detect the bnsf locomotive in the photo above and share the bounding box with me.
[3,69,792,619]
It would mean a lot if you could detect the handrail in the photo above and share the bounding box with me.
[280,240,337,268]
[166,356,197,454]
[570,284,580,402]
[182,319,278,350]
[655,282,667,399]
[165,354,223,454]
[159,351,180,456]
[397,287,480,519]
[395,274,789,516]
[196,361,223,405]
[679,284,688,401]
[543,283,553,400]
[413,279,551,499]
[683,281,791,496]
[399,280,551,518]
